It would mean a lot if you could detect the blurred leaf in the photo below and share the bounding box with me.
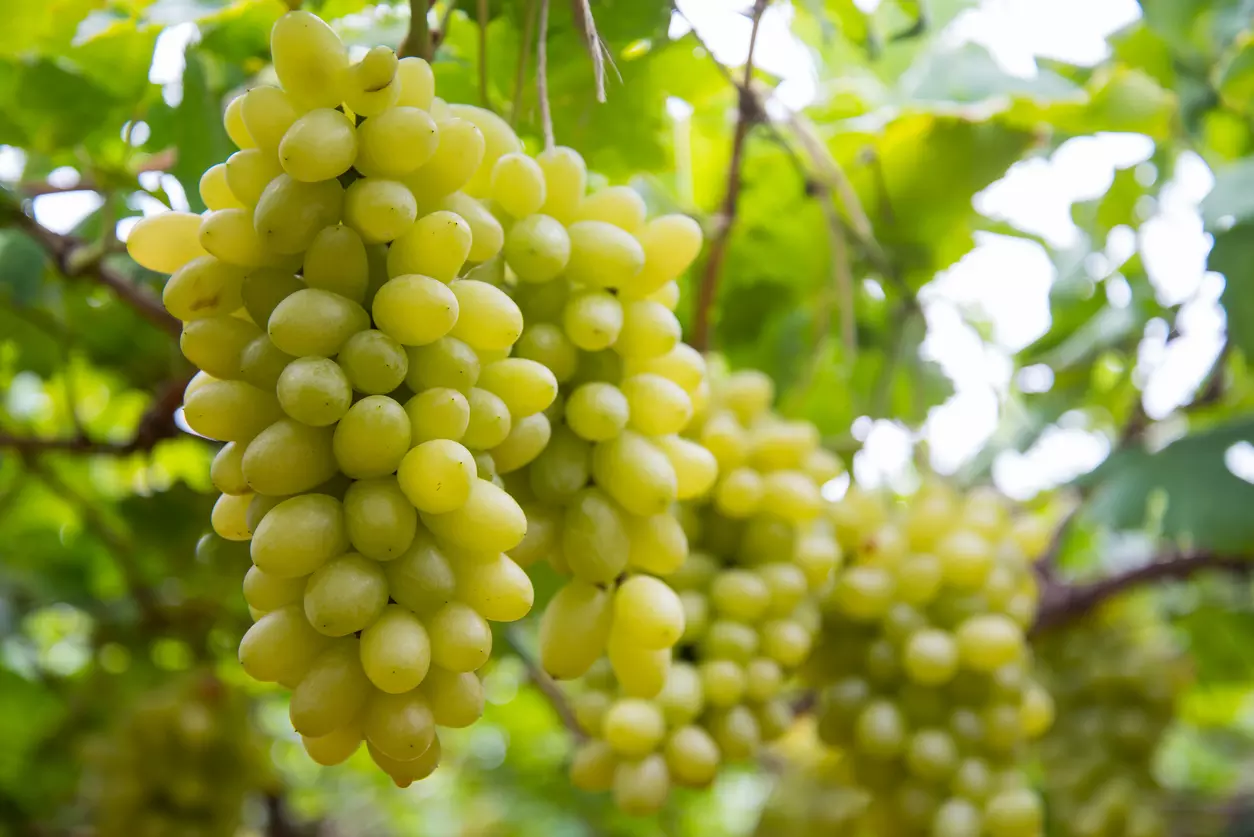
[900,43,1082,106]
[0,231,48,307]
[1207,221,1254,358]
[148,46,233,212]
[1202,158,1254,228]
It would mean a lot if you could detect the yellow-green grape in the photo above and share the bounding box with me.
[831,565,897,621]
[384,534,455,614]
[528,425,591,504]
[403,117,485,198]
[710,569,770,622]
[289,640,372,736]
[240,267,303,325]
[253,174,345,255]
[426,601,493,671]
[983,788,1042,837]
[395,56,435,109]
[649,281,680,310]
[179,315,261,380]
[613,754,670,815]
[614,575,686,649]
[405,388,470,443]
[654,663,704,727]
[279,108,357,182]
[249,493,347,578]
[447,104,523,196]
[398,439,476,514]
[239,85,300,154]
[447,280,523,352]
[932,798,982,837]
[338,329,408,395]
[422,478,527,553]
[503,214,571,283]
[243,565,305,611]
[212,442,249,495]
[406,336,480,392]
[615,299,680,359]
[955,615,1025,672]
[905,728,958,781]
[490,152,546,217]
[937,530,995,591]
[387,210,472,282]
[200,163,244,210]
[665,726,720,788]
[304,553,389,636]
[222,150,280,209]
[199,208,280,267]
[563,221,645,289]
[302,722,364,766]
[268,288,370,357]
[270,10,350,109]
[622,374,693,436]
[224,94,253,149]
[625,343,706,393]
[363,689,437,762]
[1019,683,1053,738]
[591,430,678,516]
[893,552,943,605]
[241,419,339,495]
[356,107,439,177]
[127,211,208,273]
[421,667,485,727]
[509,502,560,568]
[442,192,504,263]
[212,492,253,540]
[854,699,906,759]
[453,553,534,621]
[564,382,628,442]
[625,512,688,576]
[655,435,718,500]
[491,413,552,473]
[368,735,441,788]
[537,146,587,224]
[302,224,368,302]
[573,185,647,232]
[608,638,670,700]
[760,619,812,667]
[344,477,418,561]
[573,689,612,735]
[603,698,666,757]
[333,395,411,479]
[276,357,351,426]
[540,581,614,679]
[463,387,512,449]
[571,740,618,792]
[360,604,431,693]
[345,178,418,244]
[183,379,282,442]
[563,290,623,351]
[163,256,246,321]
[562,487,630,584]
[239,604,329,684]
[478,359,558,419]
[372,274,459,346]
[902,628,959,686]
[630,214,703,297]
[344,46,401,116]
[759,470,821,523]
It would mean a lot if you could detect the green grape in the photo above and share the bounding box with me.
[212,492,253,540]
[254,173,344,255]
[540,580,614,679]
[710,569,770,622]
[760,619,812,667]
[427,601,492,672]
[1019,683,1053,738]
[199,208,280,267]
[447,280,523,352]
[565,382,628,442]
[398,439,476,513]
[932,798,983,837]
[336,329,408,394]
[239,85,299,154]
[905,728,959,781]
[563,290,623,351]
[420,667,484,727]
[344,46,400,116]
[624,343,706,393]
[591,430,678,516]
[573,186,647,232]
[508,501,559,568]
[211,442,249,496]
[656,663,704,726]
[183,379,282,442]
[406,336,480,392]
[615,299,680,360]
[224,93,253,148]
[700,659,746,707]
[745,657,784,702]
[302,224,368,302]
[831,565,897,621]
[708,705,760,760]
[249,493,347,578]
[442,192,504,263]
[387,209,472,283]
[459,387,510,450]
[222,149,281,209]
[405,387,470,443]
[372,274,459,346]
[759,471,821,523]
[537,146,587,224]
[268,288,370,357]
[403,117,485,198]
[528,425,590,503]
[394,56,434,108]
[951,757,993,800]
[477,359,559,419]
[562,487,630,584]
[895,552,945,605]
[422,478,527,553]
[302,722,363,766]
[363,689,436,762]
[278,108,356,182]
[759,563,807,616]
[344,476,418,561]
[243,565,305,611]
[714,468,763,518]
[289,639,372,737]
[180,315,261,380]
[699,411,749,470]
[664,726,719,788]
[854,700,906,760]
[573,690,611,735]
[446,104,522,196]
[128,211,208,274]
[701,620,759,662]
[453,553,534,621]
[360,604,431,693]
[163,256,246,321]
[491,413,551,473]
[612,754,670,816]
[904,629,960,686]
[333,395,411,479]
[514,325,578,386]
[571,740,618,792]
[955,615,1025,672]
[937,530,995,591]
[357,107,438,177]
[241,419,338,495]
[983,789,1043,837]
[613,575,685,649]
[602,698,665,757]
[384,533,456,614]
[621,374,693,436]
[368,735,441,788]
[608,631,670,698]
[345,178,418,244]
[275,357,351,426]
[239,604,329,685]
[240,267,303,325]
[200,163,244,210]
[629,214,703,296]
[270,10,350,109]
[490,153,546,217]
[625,512,688,576]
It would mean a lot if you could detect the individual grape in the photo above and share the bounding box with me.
[630,214,703,296]
[565,382,629,442]
[163,256,247,321]
[405,388,470,444]
[302,722,364,766]
[221,150,279,209]
[344,477,418,561]
[223,94,253,148]
[199,208,279,267]
[406,336,480,392]
[463,387,512,449]
[243,564,305,611]
[183,379,283,442]
[700,659,747,708]
[368,735,441,788]
[332,395,411,479]
[343,45,400,116]
[355,107,438,179]
[442,192,504,263]
[344,178,418,244]
[591,430,678,516]
[904,629,959,686]
[420,667,485,728]
[363,689,436,762]
[478,358,558,418]
[932,798,983,837]
[395,56,435,109]
[602,698,665,757]
[239,268,302,327]
[240,419,338,494]
[200,163,244,210]
[665,726,720,788]
[239,605,329,685]
[127,211,208,273]
[427,602,492,672]
[854,700,906,759]
[403,117,485,197]
[608,631,671,699]
[372,274,459,346]
[422,478,527,554]
[289,640,372,737]
[540,581,615,679]
[571,740,617,792]
[613,575,686,649]
[299,225,368,303]
[655,435,719,501]
[360,605,431,693]
[268,288,370,357]
[304,553,389,636]
[562,487,630,584]
[613,754,670,816]
[622,374,693,435]
[563,290,623,351]
[624,343,706,393]
[491,413,552,473]
[276,357,352,426]
[253,175,345,255]
[615,299,680,359]
[490,153,546,217]
[453,553,534,622]
[760,470,822,523]
[387,210,472,282]
[446,104,522,196]
[384,534,456,614]
[710,570,770,623]
[180,315,261,380]
[249,493,347,577]
[937,530,994,591]
[337,329,408,394]
[239,85,300,154]
[955,615,1024,672]
[448,280,523,351]
[397,439,476,514]
[573,186,647,232]
[503,214,571,283]
[211,442,250,496]
[625,512,688,576]
[537,146,587,223]
[212,492,253,540]
[905,728,958,781]
[270,10,349,108]
[562,221,645,290]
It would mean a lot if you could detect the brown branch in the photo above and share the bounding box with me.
[690,0,769,352]
[4,209,179,336]
[536,0,554,150]
[401,0,433,60]
[505,627,584,739]
[1032,550,1253,634]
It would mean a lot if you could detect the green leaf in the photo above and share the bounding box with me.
[147,47,233,212]
[0,231,49,307]
[1080,417,1254,552]
[901,43,1082,107]
[1201,158,1254,229]
[1206,221,1254,358]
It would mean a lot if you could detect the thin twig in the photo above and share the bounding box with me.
[571,0,607,102]
[822,198,856,360]
[505,627,584,738]
[402,0,432,60]
[477,0,490,108]
[510,0,538,128]
[536,0,554,150]
[691,0,770,352]
[1032,550,1253,634]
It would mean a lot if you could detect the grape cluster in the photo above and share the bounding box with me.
[129,11,553,785]
[85,673,269,837]
[1036,609,1181,837]
[804,484,1053,836]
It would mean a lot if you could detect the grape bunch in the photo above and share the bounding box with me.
[128,10,550,785]
[559,366,840,813]
[1036,608,1182,837]
[804,483,1053,836]
[85,673,269,837]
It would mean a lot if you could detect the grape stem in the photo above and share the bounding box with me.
[1032,549,1253,634]
[505,627,586,739]
[402,0,434,60]
[536,0,554,150]
[690,0,770,352]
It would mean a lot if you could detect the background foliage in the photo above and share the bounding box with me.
[1,0,1254,834]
